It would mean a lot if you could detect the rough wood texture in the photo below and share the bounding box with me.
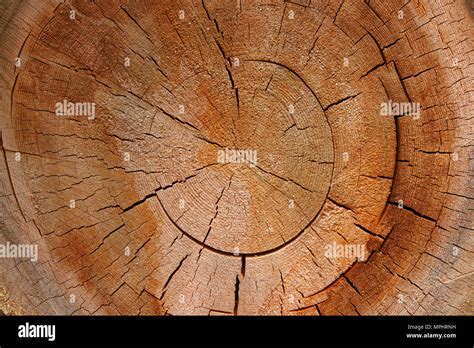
[0,0,472,315]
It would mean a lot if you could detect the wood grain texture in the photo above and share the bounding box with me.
[0,0,472,315]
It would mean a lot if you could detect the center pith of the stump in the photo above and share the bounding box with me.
[157,60,334,255]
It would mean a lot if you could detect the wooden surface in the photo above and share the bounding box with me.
[0,0,472,315]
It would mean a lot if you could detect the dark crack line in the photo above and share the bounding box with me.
[160,253,190,300]
[156,105,200,132]
[322,93,360,111]
[121,191,157,213]
[121,163,221,213]
[87,223,125,255]
[265,74,273,91]
[212,37,238,141]
[202,174,234,243]
[304,259,358,298]
[201,0,211,21]
[388,201,437,223]
[277,4,287,36]
[1,133,27,222]
[333,0,345,23]
[354,223,385,240]
[327,197,355,213]
[343,275,361,296]
[193,133,226,148]
[255,164,314,193]
[120,6,153,45]
[358,61,385,80]
[233,275,240,315]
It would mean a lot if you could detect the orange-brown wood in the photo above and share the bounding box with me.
[0,0,472,315]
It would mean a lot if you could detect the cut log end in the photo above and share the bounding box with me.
[0,0,472,316]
